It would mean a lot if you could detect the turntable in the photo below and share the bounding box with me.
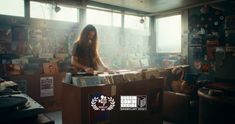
[0,79,45,123]
[0,94,45,123]
[0,95,29,113]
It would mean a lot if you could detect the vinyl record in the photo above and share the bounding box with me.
[201,63,210,73]
[0,96,28,113]
[219,15,224,21]
[194,60,202,70]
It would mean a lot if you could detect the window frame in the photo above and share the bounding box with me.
[29,1,79,22]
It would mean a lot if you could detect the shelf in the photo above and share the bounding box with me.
[225,28,235,31]
[225,15,235,29]
[189,44,203,47]
[0,41,11,44]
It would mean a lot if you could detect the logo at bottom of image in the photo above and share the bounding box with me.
[91,95,115,111]
[120,95,147,111]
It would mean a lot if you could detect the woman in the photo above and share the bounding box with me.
[71,24,109,73]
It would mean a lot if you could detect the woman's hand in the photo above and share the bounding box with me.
[103,66,110,72]
[84,67,94,74]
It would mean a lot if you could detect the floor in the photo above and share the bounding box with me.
[45,111,62,124]
[45,111,173,124]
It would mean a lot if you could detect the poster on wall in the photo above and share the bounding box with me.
[40,76,54,97]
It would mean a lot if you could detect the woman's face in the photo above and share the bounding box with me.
[88,31,95,40]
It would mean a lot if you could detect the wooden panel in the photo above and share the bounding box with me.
[62,83,82,124]
[81,85,112,124]
[62,83,111,124]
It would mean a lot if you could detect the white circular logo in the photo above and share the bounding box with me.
[91,95,115,111]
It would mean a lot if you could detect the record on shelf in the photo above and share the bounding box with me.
[214,10,221,16]
[199,27,206,35]
[201,63,210,73]
[200,5,208,14]
[43,62,59,74]
[208,16,213,22]
[191,37,201,44]
[194,60,202,70]
[189,15,200,26]
[191,47,203,59]
[199,14,207,25]
[219,15,224,21]
[214,21,220,26]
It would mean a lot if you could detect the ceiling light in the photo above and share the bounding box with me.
[55,4,61,13]
[140,17,145,24]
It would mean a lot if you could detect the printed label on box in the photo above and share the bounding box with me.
[40,76,54,97]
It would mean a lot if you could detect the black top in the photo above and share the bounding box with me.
[72,42,96,70]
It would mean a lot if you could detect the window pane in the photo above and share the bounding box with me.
[0,0,24,17]
[86,8,121,27]
[112,13,122,27]
[30,1,51,19]
[156,15,181,53]
[53,6,78,22]
[30,1,78,22]
[124,15,149,31]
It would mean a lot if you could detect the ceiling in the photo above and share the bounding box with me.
[33,0,234,15]
[89,0,225,13]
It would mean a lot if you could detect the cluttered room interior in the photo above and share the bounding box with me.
[0,0,235,124]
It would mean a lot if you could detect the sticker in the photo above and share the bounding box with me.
[40,77,54,97]
[91,95,115,111]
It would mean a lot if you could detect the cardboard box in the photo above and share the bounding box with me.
[43,63,59,75]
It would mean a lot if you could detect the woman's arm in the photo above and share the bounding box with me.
[71,56,93,73]
[97,56,109,71]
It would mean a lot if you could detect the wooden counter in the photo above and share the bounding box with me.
[62,77,164,124]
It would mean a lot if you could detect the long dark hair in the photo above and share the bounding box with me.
[76,25,99,69]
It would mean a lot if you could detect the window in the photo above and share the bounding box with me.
[155,15,181,53]
[30,1,51,20]
[124,15,149,31]
[0,0,24,17]
[30,1,78,22]
[53,6,78,22]
[86,7,121,27]
[85,7,150,69]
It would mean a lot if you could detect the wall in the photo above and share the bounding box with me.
[188,4,235,81]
